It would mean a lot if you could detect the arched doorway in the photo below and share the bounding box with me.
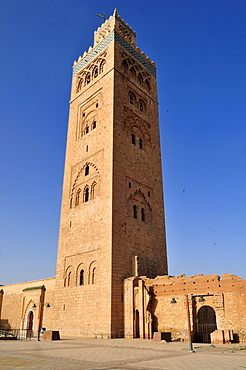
[197,305,217,343]
[27,311,34,331]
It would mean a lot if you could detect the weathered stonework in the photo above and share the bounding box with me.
[0,10,167,339]
[1,10,246,344]
[124,274,246,343]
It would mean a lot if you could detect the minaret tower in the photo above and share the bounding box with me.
[53,10,168,338]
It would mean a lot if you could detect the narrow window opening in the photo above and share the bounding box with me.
[96,103,99,108]
[132,134,136,145]
[129,182,131,188]
[85,73,90,85]
[141,208,145,222]
[129,94,134,104]
[92,267,96,284]
[93,67,98,79]
[79,270,84,286]
[139,138,143,149]
[70,198,73,208]
[84,187,89,202]
[67,272,71,287]
[91,182,96,200]
[92,121,96,129]
[85,126,89,134]
[75,189,81,206]
[133,205,137,219]
[86,145,88,152]
[148,191,150,197]
[139,101,143,112]
[83,113,85,117]
[85,165,89,176]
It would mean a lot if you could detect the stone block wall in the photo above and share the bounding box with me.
[125,274,246,342]
[0,278,55,333]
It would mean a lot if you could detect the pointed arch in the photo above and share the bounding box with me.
[91,181,97,199]
[124,115,151,147]
[75,188,81,206]
[70,162,100,202]
[88,261,98,285]
[83,185,89,203]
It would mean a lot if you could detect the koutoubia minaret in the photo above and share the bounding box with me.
[53,9,168,338]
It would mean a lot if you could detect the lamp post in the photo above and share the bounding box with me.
[185,295,194,352]
[32,302,50,341]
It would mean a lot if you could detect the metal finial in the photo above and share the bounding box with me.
[96,13,106,22]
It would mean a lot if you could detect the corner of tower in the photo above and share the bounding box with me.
[93,9,137,48]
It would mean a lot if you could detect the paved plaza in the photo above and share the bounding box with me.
[0,337,246,369]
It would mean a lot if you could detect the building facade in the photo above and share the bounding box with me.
[0,10,168,339]
[1,11,246,343]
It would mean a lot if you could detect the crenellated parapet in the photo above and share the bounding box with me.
[73,9,156,77]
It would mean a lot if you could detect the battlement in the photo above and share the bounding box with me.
[73,10,156,75]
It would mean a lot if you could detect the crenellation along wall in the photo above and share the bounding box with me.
[124,274,246,342]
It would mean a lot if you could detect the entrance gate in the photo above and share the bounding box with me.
[197,306,217,343]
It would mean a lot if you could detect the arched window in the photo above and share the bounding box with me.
[84,186,89,202]
[99,60,105,74]
[141,208,145,222]
[145,79,151,91]
[92,267,96,284]
[138,74,143,85]
[85,72,90,85]
[132,134,136,145]
[129,92,135,105]
[130,67,136,78]
[91,181,97,200]
[79,270,84,286]
[75,189,81,206]
[67,271,71,287]
[139,100,144,112]
[92,121,96,129]
[133,205,137,219]
[121,60,128,72]
[93,66,98,79]
[85,125,89,134]
[77,77,83,92]
[85,165,89,176]
[139,138,143,150]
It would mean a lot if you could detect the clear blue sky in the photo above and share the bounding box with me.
[1,0,246,285]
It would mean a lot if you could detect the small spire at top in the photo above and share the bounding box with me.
[113,8,118,16]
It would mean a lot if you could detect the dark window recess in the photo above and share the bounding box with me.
[84,187,89,202]
[92,267,96,284]
[132,134,136,145]
[79,270,84,285]
[141,208,145,222]
[129,182,131,188]
[85,165,89,176]
[133,205,137,219]
[96,103,99,108]
[139,138,143,149]
[148,191,150,197]
[85,126,89,134]
[92,121,96,129]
